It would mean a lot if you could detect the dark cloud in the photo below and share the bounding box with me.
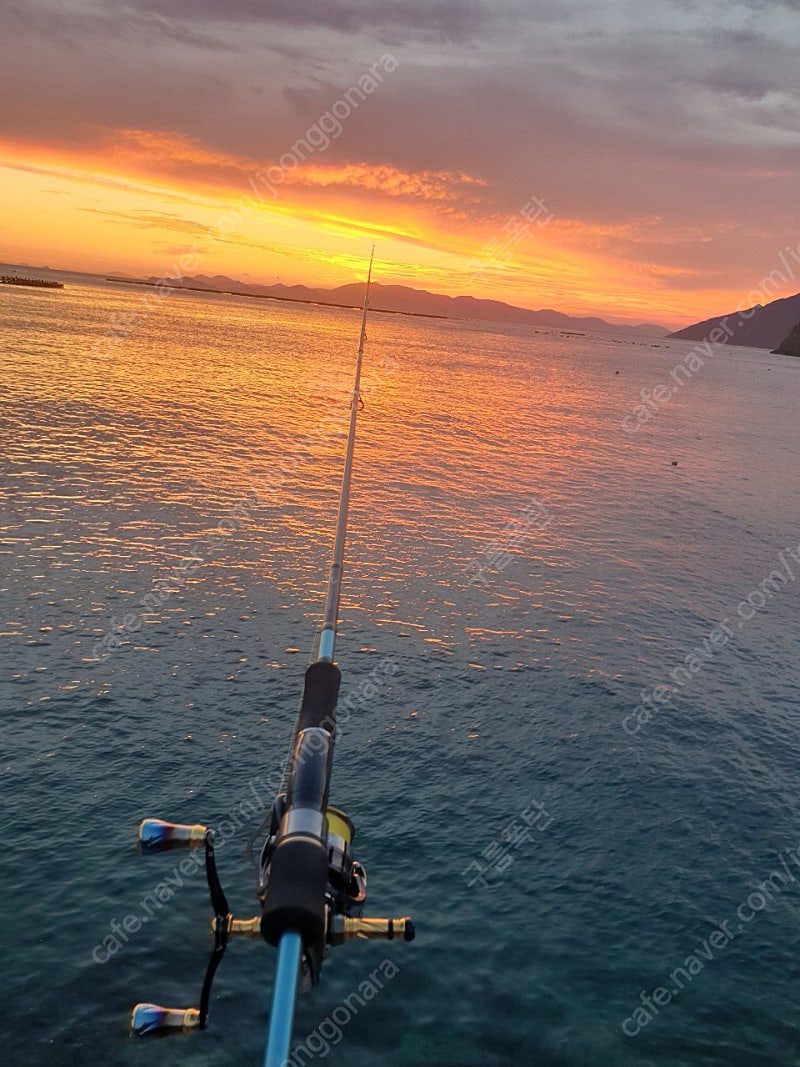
[132,0,491,42]
[0,0,229,51]
[5,0,798,167]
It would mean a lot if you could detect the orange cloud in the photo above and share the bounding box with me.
[272,161,486,201]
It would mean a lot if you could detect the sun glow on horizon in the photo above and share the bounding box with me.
[1,130,786,330]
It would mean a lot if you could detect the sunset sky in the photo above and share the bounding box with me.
[2,1,799,328]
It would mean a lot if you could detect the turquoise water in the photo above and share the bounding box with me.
[2,277,800,1066]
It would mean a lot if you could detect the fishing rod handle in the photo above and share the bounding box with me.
[260,661,343,978]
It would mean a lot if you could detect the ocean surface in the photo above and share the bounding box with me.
[2,272,799,1067]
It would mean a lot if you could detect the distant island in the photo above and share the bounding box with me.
[668,290,800,351]
[110,273,668,338]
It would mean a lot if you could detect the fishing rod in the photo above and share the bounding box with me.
[129,250,414,1064]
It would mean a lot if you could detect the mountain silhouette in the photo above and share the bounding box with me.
[149,274,667,337]
[669,291,800,350]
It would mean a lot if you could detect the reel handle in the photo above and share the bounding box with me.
[131,1003,199,1035]
[138,818,208,850]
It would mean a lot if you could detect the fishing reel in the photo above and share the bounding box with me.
[258,796,369,955]
[130,804,414,1036]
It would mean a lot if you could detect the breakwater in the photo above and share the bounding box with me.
[1,274,64,289]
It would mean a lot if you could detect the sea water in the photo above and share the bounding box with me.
[2,275,799,1066]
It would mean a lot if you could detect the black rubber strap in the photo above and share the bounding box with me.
[260,837,328,982]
